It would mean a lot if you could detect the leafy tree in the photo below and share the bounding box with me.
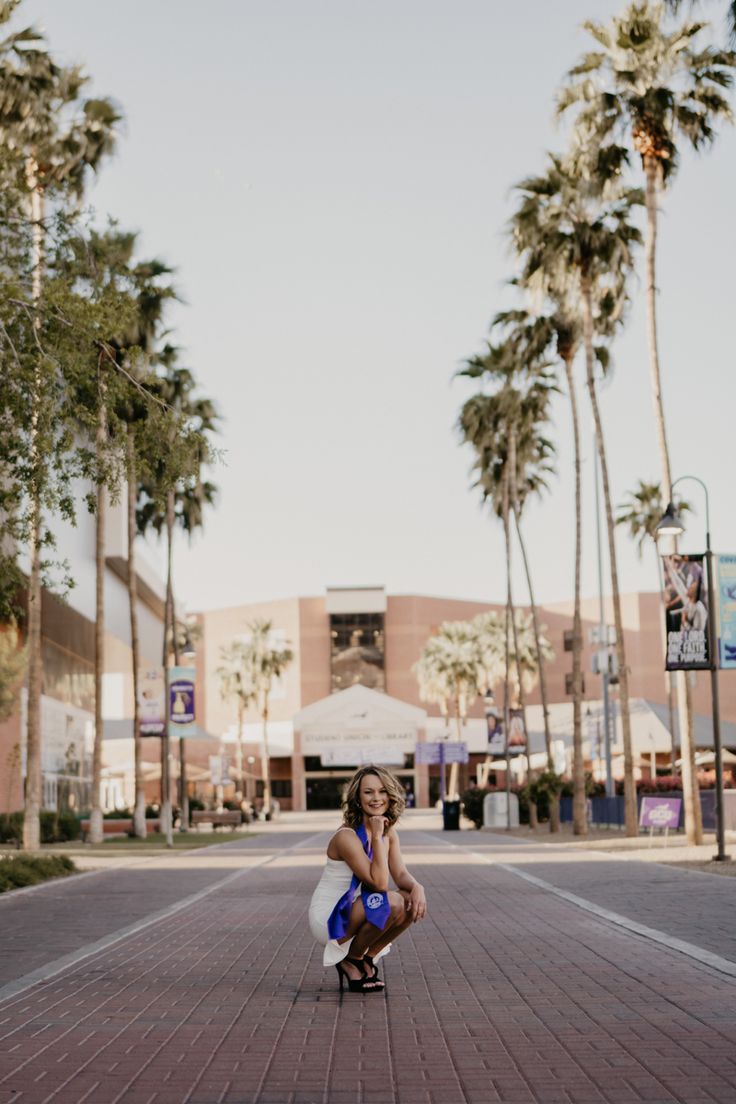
[217,641,256,805]
[0,623,26,723]
[0,5,120,849]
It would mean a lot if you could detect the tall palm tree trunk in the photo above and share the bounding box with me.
[514,512,559,831]
[89,389,106,845]
[127,434,146,838]
[507,429,536,828]
[501,467,514,828]
[562,352,586,836]
[160,489,176,845]
[236,696,245,803]
[644,157,672,494]
[643,155,701,844]
[581,278,637,837]
[261,699,272,817]
[22,166,44,852]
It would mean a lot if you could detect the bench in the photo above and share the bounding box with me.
[80,818,161,841]
[191,810,241,831]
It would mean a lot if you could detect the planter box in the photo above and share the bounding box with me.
[80,818,161,839]
[560,790,736,830]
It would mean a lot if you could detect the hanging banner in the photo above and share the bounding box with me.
[717,554,736,669]
[661,554,710,670]
[209,754,230,786]
[138,667,165,735]
[168,665,196,737]
[486,712,505,756]
[507,708,526,756]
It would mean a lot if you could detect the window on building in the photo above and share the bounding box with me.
[271,780,292,799]
[329,612,385,693]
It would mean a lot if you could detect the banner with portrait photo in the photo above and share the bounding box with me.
[661,553,710,670]
[716,554,736,669]
[507,708,526,756]
[486,711,505,756]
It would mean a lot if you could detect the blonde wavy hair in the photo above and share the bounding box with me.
[342,764,406,830]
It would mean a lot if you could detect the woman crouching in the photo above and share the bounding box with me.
[308,764,427,993]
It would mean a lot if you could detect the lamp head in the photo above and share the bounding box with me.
[655,501,685,539]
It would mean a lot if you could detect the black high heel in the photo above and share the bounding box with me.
[349,955,384,990]
[363,953,381,983]
[335,957,383,994]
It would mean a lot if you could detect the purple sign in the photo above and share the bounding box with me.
[639,796,682,830]
[415,742,441,765]
[414,741,469,765]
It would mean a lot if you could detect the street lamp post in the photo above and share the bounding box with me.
[162,665,174,848]
[657,476,728,862]
[178,633,196,833]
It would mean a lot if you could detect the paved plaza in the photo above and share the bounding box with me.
[1,812,736,1104]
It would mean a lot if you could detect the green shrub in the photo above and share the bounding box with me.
[0,853,76,893]
[103,808,132,819]
[460,787,487,829]
[40,811,82,843]
[461,784,532,828]
[0,812,23,844]
[0,811,81,844]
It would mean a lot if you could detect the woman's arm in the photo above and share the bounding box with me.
[334,818,390,892]
[387,829,427,921]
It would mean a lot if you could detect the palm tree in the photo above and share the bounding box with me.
[472,611,505,787]
[559,4,734,844]
[137,350,218,835]
[240,620,293,817]
[54,226,176,844]
[414,621,481,800]
[499,306,587,833]
[510,152,643,837]
[217,641,256,805]
[665,1,736,52]
[122,258,176,838]
[559,1,734,504]
[458,332,556,824]
[487,314,560,785]
[617,481,692,770]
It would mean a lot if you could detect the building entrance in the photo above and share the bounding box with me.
[305,776,350,810]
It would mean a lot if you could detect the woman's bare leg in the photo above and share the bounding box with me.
[336,898,381,983]
[352,891,408,959]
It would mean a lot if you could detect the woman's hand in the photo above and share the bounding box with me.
[406,882,427,923]
[369,815,388,839]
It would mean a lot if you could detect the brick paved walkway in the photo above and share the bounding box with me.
[1,816,736,1103]
[442,829,736,964]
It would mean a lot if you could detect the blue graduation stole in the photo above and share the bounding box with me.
[327,823,392,939]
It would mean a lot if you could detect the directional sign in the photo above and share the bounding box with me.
[415,741,468,765]
[415,742,441,765]
[443,742,469,764]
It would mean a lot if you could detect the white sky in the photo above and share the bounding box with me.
[23,0,736,612]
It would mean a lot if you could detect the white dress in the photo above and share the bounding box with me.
[308,828,393,967]
[308,855,361,965]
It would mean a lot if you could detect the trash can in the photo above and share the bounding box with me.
[443,799,461,831]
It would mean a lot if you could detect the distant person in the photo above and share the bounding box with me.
[308,764,427,994]
[404,783,415,808]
